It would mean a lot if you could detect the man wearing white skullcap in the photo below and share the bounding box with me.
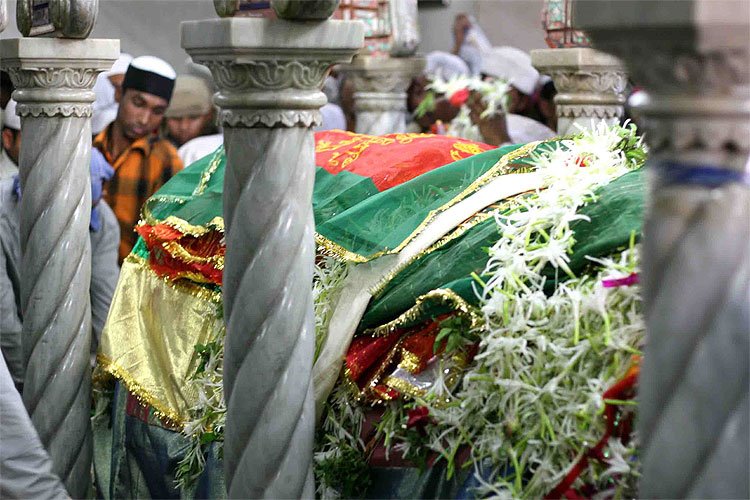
[94,55,184,262]
[425,51,470,81]
[470,47,556,145]
[0,98,20,180]
[91,53,133,136]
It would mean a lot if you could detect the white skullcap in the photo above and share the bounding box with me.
[425,51,470,80]
[129,55,176,80]
[92,75,118,134]
[480,46,540,96]
[108,53,133,76]
[123,55,177,101]
[2,99,20,130]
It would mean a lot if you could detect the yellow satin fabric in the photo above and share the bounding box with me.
[98,256,222,427]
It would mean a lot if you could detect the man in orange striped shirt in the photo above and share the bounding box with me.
[94,56,184,262]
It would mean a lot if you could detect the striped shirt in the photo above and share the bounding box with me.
[94,126,183,262]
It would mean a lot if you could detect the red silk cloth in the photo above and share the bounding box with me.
[314,130,494,191]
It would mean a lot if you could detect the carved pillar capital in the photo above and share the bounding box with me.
[532,47,627,134]
[575,1,750,166]
[344,54,425,135]
[622,40,749,167]
[1,38,118,117]
[183,17,362,129]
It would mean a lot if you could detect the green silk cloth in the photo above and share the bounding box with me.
[140,141,539,262]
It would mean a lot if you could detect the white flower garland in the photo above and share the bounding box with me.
[424,122,645,497]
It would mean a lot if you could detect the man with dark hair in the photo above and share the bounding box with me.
[94,55,183,262]
[0,71,12,110]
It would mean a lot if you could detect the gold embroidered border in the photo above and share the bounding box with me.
[162,241,225,270]
[398,350,423,374]
[97,352,185,429]
[364,288,481,338]
[383,375,427,399]
[193,146,224,196]
[125,254,222,303]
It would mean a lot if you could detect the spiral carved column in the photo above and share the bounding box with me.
[0,38,118,497]
[576,1,750,497]
[182,16,363,498]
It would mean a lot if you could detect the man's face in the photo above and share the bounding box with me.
[166,112,212,147]
[116,88,168,140]
[1,128,21,165]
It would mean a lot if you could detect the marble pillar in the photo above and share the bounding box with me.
[0,0,7,33]
[182,15,363,498]
[576,1,750,497]
[0,37,118,497]
[347,55,425,135]
[531,47,627,135]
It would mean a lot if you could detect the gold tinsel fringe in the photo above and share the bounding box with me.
[96,352,185,429]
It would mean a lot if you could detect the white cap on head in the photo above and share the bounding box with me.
[2,99,20,131]
[92,74,118,134]
[425,51,470,80]
[107,53,133,76]
[122,55,177,102]
[480,46,540,96]
[129,55,177,80]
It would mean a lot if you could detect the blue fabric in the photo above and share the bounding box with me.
[12,148,114,232]
[658,161,750,188]
[90,148,115,232]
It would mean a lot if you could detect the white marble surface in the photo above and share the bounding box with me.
[183,15,363,499]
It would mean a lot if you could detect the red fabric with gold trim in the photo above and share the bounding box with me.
[346,332,402,389]
[314,130,494,191]
[136,224,224,285]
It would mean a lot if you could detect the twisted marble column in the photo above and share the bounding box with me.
[531,47,627,135]
[346,55,425,135]
[0,38,118,497]
[576,1,750,496]
[0,0,7,33]
[183,15,363,498]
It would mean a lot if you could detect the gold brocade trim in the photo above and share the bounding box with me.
[125,254,222,303]
[383,375,427,399]
[193,146,224,196]
[312,140,548,264]
[159,215,225,237]
[364,289,481,337]
[162,241,225,270]
[387,141,541,257]
[364,338,406,404]
[398,350,422,374]
[315,233,371,263]
[96,353,185,429]
[369,212,495,298]
[342,366,366,403]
